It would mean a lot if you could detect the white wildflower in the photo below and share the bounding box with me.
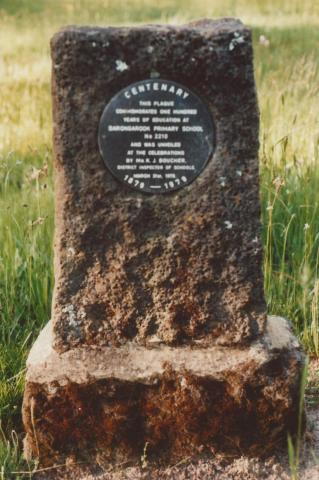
[259,35,270,47]
[224,221,233,230]
[304,223,310,231]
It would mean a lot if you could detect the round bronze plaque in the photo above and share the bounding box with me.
[98,79,215,194]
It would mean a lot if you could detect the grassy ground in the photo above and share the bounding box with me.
[0,0,319,478]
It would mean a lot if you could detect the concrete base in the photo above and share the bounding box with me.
[23,316,304,467]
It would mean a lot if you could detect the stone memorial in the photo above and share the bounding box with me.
[23,19,304,468]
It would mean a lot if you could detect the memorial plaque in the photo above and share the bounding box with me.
[98,79,215,193]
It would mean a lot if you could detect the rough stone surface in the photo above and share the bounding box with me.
[51,19,266,352]
[23,316,304,467]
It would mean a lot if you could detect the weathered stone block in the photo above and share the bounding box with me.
[51,19,266,352]
[23,316,304,467]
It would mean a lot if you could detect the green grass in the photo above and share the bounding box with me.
[0,0,319,477]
